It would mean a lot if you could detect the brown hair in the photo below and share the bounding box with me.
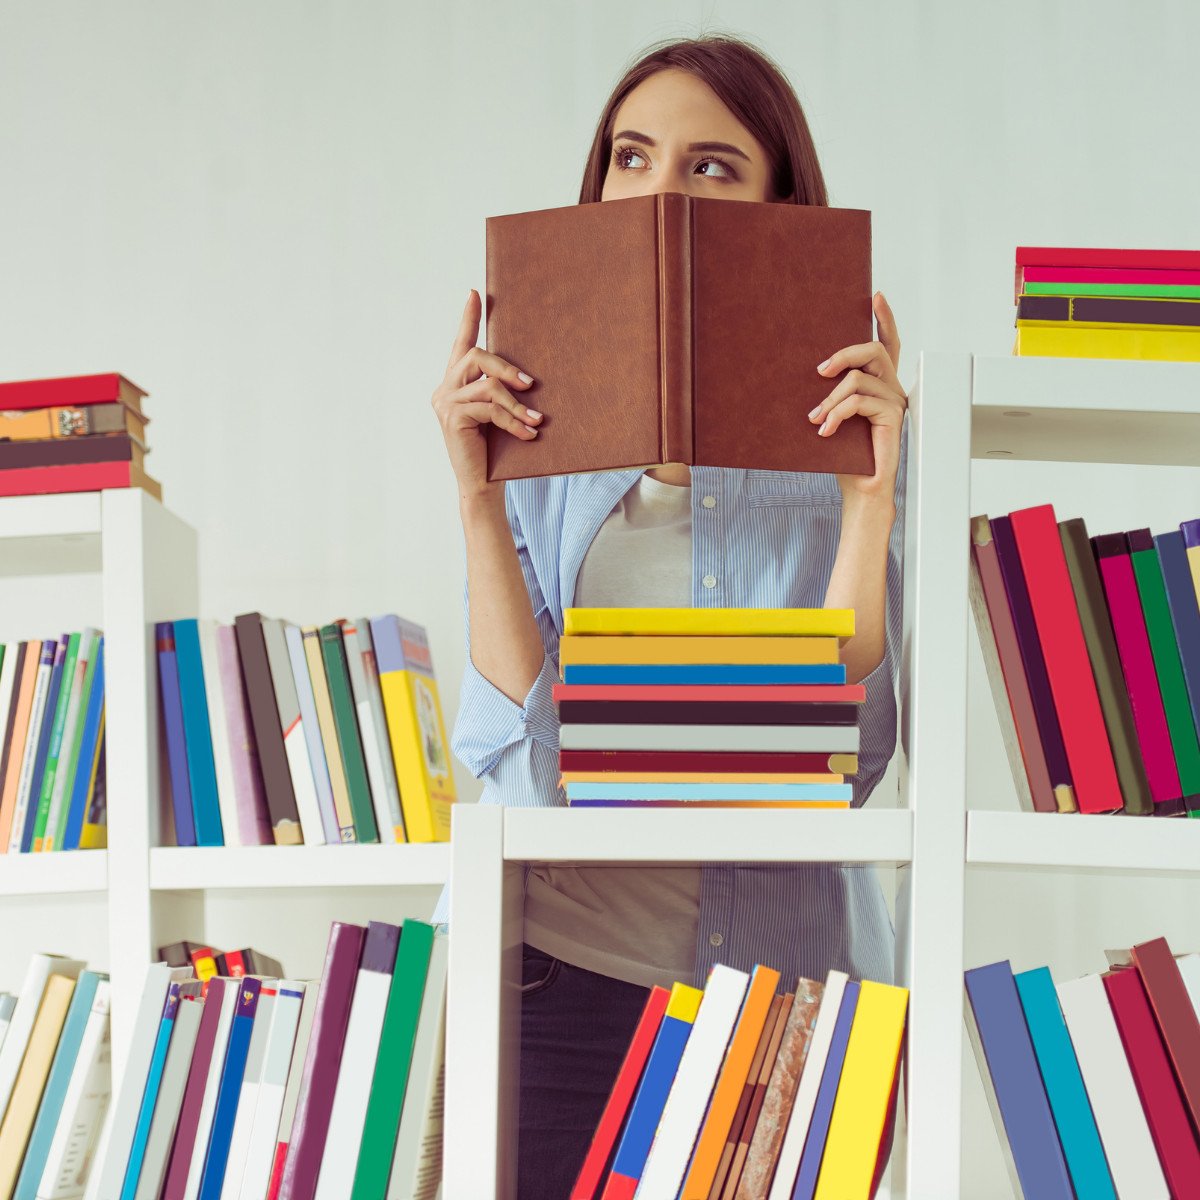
[578,33,827,207]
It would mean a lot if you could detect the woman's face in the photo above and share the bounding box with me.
[601,67,774,204]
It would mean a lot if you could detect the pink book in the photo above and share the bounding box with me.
[1092,534,1183,809]
[1024,265,1200,287]
[216,624,273,844]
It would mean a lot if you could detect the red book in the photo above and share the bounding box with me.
[1015,246,1200,271]
[1009,504,1123,813]
[571,986,670,1200]
[1103,966,1200,1195]
[552,684,866,704]
[0,460,161,500]
[0,371,146,412]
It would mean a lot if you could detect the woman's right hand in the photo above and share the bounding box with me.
[432,288,542,500]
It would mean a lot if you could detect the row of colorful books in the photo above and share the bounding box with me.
[0,633,106,855]
[970,504,1200,815]
[572,963,905,1200]
[1014,245,1200,361]
[555,607,862,809]
[0,374,161,500]
[967,935,1200,1199]
[156,615,455,848]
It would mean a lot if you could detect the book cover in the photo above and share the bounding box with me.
[62,640,104,853]
[214,624,271,846]
[0,462,162,500]
[0,374,146,413]
[22,637,68,853]
[283,624,340,845]
[557,635,840,667]
[486,193,873,480]
[173,620,225,847]
[301,627,355,843]
[267,984,321,1200]
[156,624,195,847]
[196,621,240,849]
[1156,531,1200,741]
[77,729,106,850]
[562,607,854,639]
[354,619,407,843]
[217,981,277,1200]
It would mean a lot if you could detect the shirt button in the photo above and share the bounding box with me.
[709,931,724,947]
[702,495,717,509]
[702,574,717,589]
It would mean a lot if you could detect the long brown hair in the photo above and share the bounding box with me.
[578,34,827,207]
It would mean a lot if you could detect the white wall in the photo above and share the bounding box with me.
[3,2,1199,1194]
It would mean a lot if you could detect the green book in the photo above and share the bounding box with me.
[1024,281,1200,300]
[349,919,434,1200]
[49,630,101,851]
[33,631,80,849]
[319,624,379,843]
[1128,529,1200,800]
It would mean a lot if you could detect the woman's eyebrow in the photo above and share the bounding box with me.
[612,129,752,163]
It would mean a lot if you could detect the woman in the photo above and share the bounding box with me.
[433,33,908,1198]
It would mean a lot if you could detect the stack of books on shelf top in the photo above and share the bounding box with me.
[554,608,862,809]
[78,917,445,1200]
[970,503,1200,817]
[1014,245,1200,361]
[572,960,905,1200]
[0,374,160,500]
[156,615,454,848]
[966,935,1200,1200]
[0,632,106,856]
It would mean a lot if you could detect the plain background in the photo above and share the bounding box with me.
[2,1,1199,1193]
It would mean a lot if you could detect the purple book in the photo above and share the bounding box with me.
[161,978,227,1200]
[991,515,1075,809]
[1182,519,1200,550]
[276,922,366,1200]
[216,624,272,846]
[156,623,195,847]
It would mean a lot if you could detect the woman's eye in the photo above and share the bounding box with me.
[696,157,735,179]
[614,146,647,170]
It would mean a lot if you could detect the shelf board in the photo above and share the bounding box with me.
[0,849,107,895]
[971,354,1200,466]
[967,810,1200,875]
[149,843,450,890]
[0,493,103,576]
[502,807,913,865]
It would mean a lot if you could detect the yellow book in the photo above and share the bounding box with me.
[1014,324,1200,361]
[559,771,843,784]
[0,973,76,1195]
[813,980,909,1200]
[1186,542,1200,611]
[666,981,704,1024]
[373,617,455,843]
[302,626,356,841]
[78,710,108,850]
[558,635,840,666]
[562,608,855,639]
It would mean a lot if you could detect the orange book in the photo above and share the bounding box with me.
[558,635,840,666]
[0,645,41,851]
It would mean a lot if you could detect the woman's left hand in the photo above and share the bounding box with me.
[808,291,908,509]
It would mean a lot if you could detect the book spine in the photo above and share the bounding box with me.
[34,632,82,851]
[302,628,356,843]
[266,985,320,1200]
[318,627,378,844]
[25,636,68,853]
[156,625,196,848]
[0,435,136,470]
[339,622,397,846]
[8,642,56,853]
[657,191,693,465]
[1015,245,1200,271]
[46,629,99,851]
[219,984,277,1200]
[215,626,271,846]
[197,620,241,849]
[0,643,25,835]
[0,647,41,850]
[173,620,224,847]
[355,621,406,842]
[1156,532,1200,742]
[284,625,340,845]
[1015,324,1200,361]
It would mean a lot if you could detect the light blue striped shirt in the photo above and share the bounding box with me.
[446,425,907,988]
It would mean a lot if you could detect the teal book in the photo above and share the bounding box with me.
[319,625,379,844]
[173,619,225,846]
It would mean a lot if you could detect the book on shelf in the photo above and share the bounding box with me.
[0,633,107,854]
[154,614,454,847]
[0,374,161,500]
[969,503,1200,817]
[1013,246,1200,361]
[485,193,874,481]
[968,933,1200,1198]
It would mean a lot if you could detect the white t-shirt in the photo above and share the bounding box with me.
[523,472,704,989]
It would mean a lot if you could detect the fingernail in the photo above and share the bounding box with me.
[817,359,830,372]
[808,406,822,420]
[527,427,539,436]
[819,419,830,435]
[526,408,542,420]
[518,371,533,384]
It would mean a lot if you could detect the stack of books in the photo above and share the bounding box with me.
[0,952,110,1200]
[0,631,106,855]
[156,614,455,848]
[967,935,1200,1199]
[0,373,161,500]
[69,917,444,1200]
[572,962,906,1200]
[970,505,1200,816]
[157,942,285,985]
[1013,246,1200,361]
[555,608,863,809]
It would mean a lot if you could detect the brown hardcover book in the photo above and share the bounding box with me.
[0,432,145,471]
[485,192,874,481]
[233,613,302,845]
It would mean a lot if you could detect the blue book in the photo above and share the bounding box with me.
[1014,967,1116,1200]
[793,980,860,1200]
[1156,530,1200,737]
[561,663,847,686]
[563,781,853,802]
[173,619,224,846]
[22,636,68,852]
[197,977,262,1200]
[156,623,195,847]
[14,970,105,1200]
[119,982,184,1200]
[63,638,105,852]
[965,962,1073,1200]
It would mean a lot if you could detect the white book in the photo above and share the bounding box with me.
[1178,952,1200,1017]
[37,981,112,1200]
[218,982,278,1200]
[182,981,239,1200]
[387,933,448,1200]
[768,969,849,1200]
[0,995,16,1055]
[133,987,204,1200]
[9,644,55,853]
[261,619,325,846]
[271,982,320,1179]
[355,620,407,841]
[0,644,20,797]
[638,964,749,1200]
[340,622,396,845]
[91,963,191,1200]
[1057,973,1169,1199]
[197,620,241,848]
[0,953,86,1123]
[283,625,337,845]
[43,627,99,852]
[237,982,304,1200]
[557,723,861,753]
